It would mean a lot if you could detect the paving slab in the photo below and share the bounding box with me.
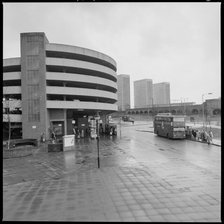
[3,162,221,222]
[3,131,221,222]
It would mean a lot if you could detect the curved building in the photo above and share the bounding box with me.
[3,32,118,139]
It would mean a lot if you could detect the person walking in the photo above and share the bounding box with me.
[73,127,76,137]
[192,129,197,140]
[196,130,201,141]
[51,129,56,143]
[40,132,45,143]
[201,130,206,142]
[76,129,80,139]
[209,129,213,144]
[185,126,191,139]
[204,130,211,145]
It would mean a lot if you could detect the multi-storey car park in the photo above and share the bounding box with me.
[3,32,118,140]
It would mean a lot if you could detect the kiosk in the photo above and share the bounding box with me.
[63,134,75,151]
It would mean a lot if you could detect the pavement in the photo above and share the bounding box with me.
[211,138,221,146]
[135,124,221,147]
[185,122,221,130]
[3,125,221,222]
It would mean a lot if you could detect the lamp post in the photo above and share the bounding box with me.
[95,111,100,168]
[181,98,188,115]
[202,93,212,128]
[6,99,11,150]
[151,98,154,118]
[169,100,171,114]
[172,99,183,115]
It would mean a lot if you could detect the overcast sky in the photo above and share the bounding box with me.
[3,2,221,107]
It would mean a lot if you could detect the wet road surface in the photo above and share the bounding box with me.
[3,122,221,221]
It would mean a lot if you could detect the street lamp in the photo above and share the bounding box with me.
[95,111,101,168]
[151,98,154,118]
[181,98,188,115]
[202,93,213,128]
[173,98,186,115]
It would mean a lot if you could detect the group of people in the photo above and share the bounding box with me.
[72,124,117,139]
[186,127,213,145]
[40,130,56,143]
[73,126,94,139]
[72,127,81,138]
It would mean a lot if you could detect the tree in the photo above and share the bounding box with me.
[3,98,11,149]
[3,96,22,149]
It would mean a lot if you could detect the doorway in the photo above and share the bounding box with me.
[52,121,64,139]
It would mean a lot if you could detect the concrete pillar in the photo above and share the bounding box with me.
[64,109,67,136]
[20,32,49,139]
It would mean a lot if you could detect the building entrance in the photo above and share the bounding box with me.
[52,121,64,139]
[77,117,89,138]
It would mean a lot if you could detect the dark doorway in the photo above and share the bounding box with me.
[52,121,64,139]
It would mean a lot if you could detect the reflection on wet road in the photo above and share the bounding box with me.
[3,122,221,222]
[3,122,220,185]
[117,123,220,175]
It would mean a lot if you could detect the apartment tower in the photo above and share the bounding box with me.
[117,74,130,111]
[134,79,153,108]
[153,82,170,106]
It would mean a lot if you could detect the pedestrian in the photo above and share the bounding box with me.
[73,127,76,137]
[110,126,113,136]
[76,129,80,139]
[86,127,90,137]
[185,126,191,139]
[40,132,45,143]
[201,130,206,142]
[204,130,210,145]
[209,129,213,144]
[99,123,103,135]
[192,129,197,140]
[196,130,201,141]
[51,129,56,143]
[105,124,110,135]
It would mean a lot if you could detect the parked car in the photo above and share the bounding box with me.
[122,116,134,124]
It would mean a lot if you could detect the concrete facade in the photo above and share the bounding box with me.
[20,33,49,139]
[205,98,221,116]
[3,32,118,140]
[117,74,130,111]
[153,82,170,105]
[134,79,153,108]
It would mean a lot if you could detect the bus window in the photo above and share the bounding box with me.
[173,117,185,122]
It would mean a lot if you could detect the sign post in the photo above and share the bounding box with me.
[95,112,100,168]
[96,119,100,168]
[119,117,121,138]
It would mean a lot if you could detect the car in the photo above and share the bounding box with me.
[122,116,134,124]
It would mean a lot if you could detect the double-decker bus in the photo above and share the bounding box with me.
[154,113,186,139]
